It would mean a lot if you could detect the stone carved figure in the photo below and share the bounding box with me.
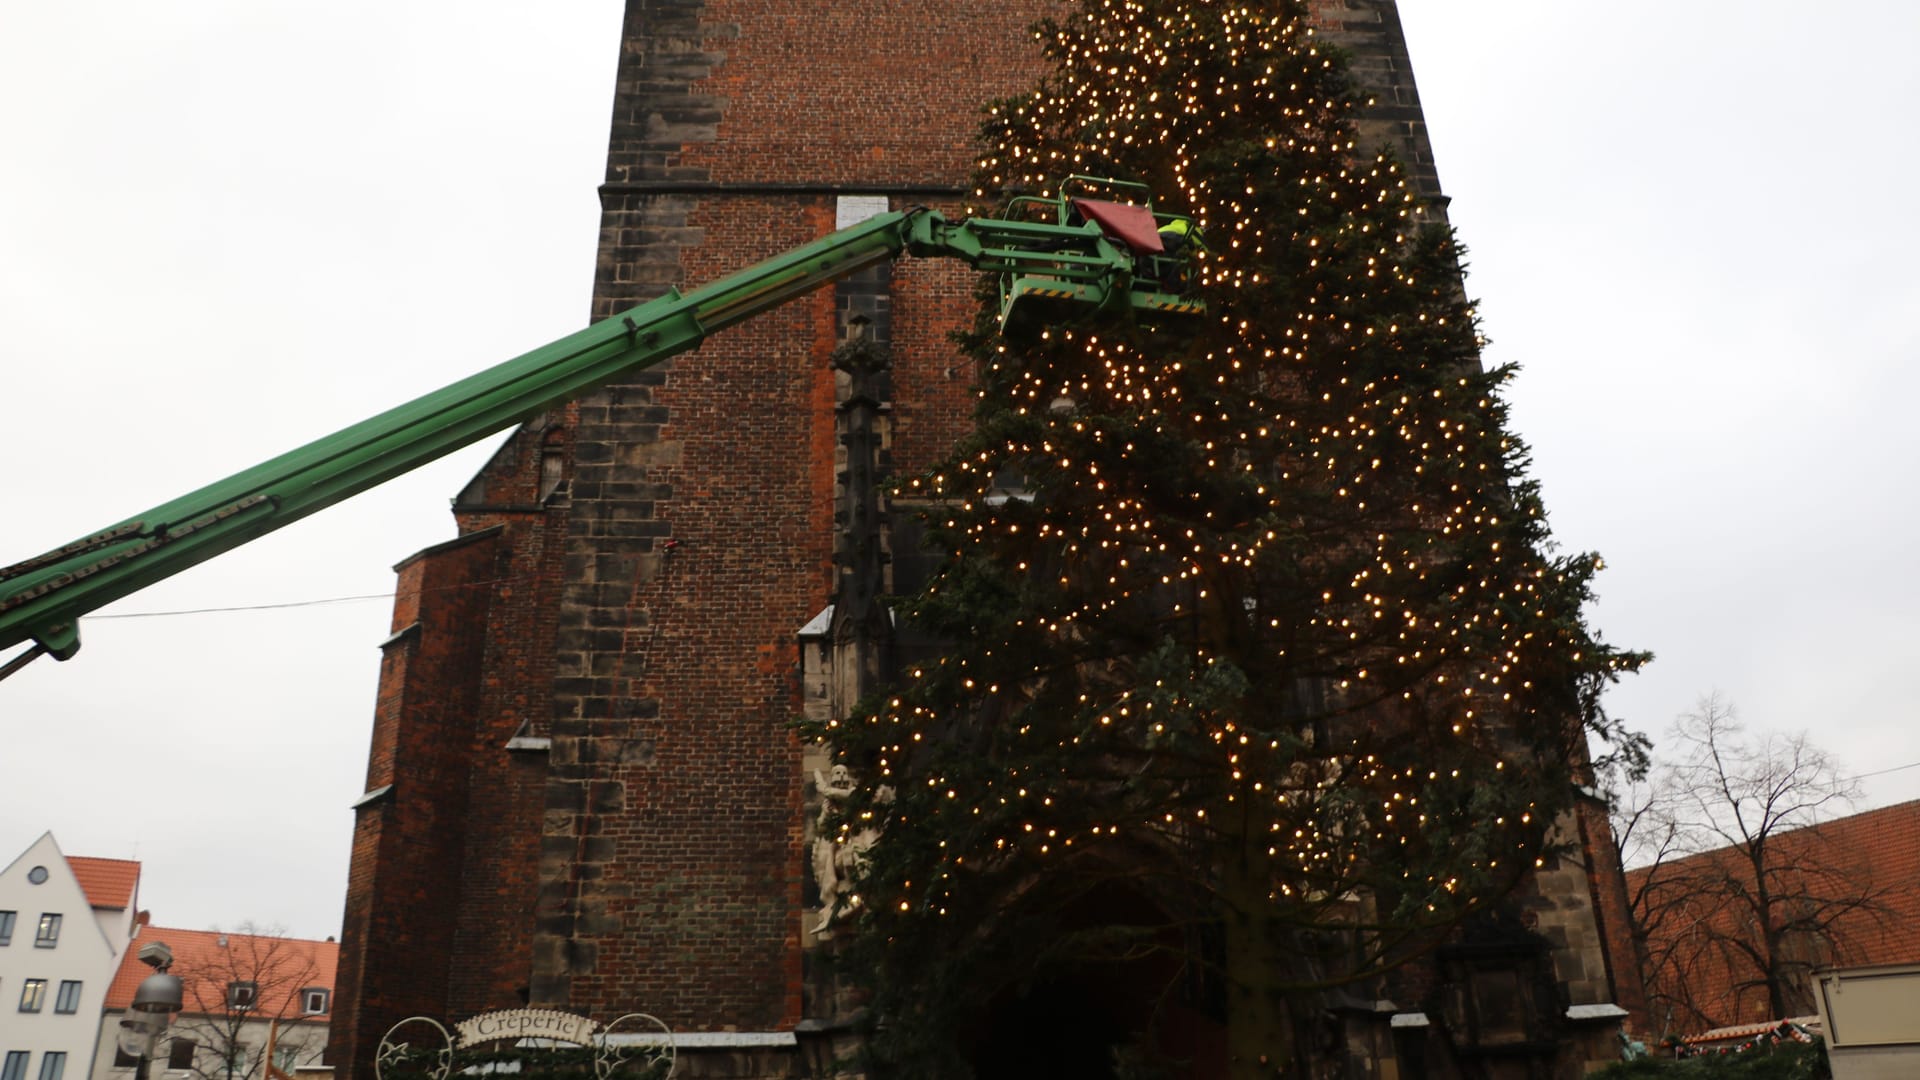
[811,765,884,934]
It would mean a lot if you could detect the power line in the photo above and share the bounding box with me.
[1854,759,1920,781]
[87,594,396,619]
[82,575,514,621]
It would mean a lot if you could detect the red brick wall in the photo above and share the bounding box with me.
[330,416,576,1076]
[886,222,982,475]
[329,526,498,1074]
[428,416,577,1019]
[334,4,1643,1076]
[673,2,1044,186]
[531,0,1060,1032]
[445,539,569,1006]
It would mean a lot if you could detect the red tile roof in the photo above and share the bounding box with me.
[1627,798,1920,1031]
[105,926,338,1019]
[67,856,140,910]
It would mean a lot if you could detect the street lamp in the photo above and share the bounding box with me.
[123,943,180,1080]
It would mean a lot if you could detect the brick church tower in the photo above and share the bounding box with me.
[327,3,1645,1077]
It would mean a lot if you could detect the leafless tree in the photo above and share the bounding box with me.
[1613,694,1890,1031]
[162,924,329,1080]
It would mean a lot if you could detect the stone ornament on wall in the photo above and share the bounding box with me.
[811,766,892,934]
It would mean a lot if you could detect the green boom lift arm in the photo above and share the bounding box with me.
[0,196,1201,679]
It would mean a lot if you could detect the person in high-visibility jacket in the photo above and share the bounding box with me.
[1156,217,1197,291]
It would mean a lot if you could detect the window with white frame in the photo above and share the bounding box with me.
[166,1040,195,1072]
[226,981,257,1011]
[301,987,330,1015]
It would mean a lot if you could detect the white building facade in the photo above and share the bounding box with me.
[0,835,140,1080]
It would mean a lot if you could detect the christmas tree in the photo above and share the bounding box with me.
[809,1,1644,1075]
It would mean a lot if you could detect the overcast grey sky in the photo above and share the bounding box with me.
[3,1,1917,939]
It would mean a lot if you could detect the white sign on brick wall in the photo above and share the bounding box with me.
[836,195,889,229]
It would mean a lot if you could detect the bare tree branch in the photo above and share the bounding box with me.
[160,924,329,1080]
[1617,694,1893,1031]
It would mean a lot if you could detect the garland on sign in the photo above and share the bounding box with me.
[378,1044,670,1080]
[1674,1021,1818,1059]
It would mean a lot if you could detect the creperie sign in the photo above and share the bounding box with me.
[454,1009,598,1047]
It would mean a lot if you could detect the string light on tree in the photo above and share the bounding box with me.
[808,2,1643,1077]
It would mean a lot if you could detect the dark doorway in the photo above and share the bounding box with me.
[977,974,1132,1080]
[961,883,1227,1080]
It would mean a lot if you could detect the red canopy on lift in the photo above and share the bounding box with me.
[1073,198,1164,254]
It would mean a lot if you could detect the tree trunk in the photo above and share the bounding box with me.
[1220,825,1304,1080]
[1765,936,1791,1021]
[1751,844,1791,1021]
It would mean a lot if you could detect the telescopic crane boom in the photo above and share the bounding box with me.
[0,186,1201,680]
